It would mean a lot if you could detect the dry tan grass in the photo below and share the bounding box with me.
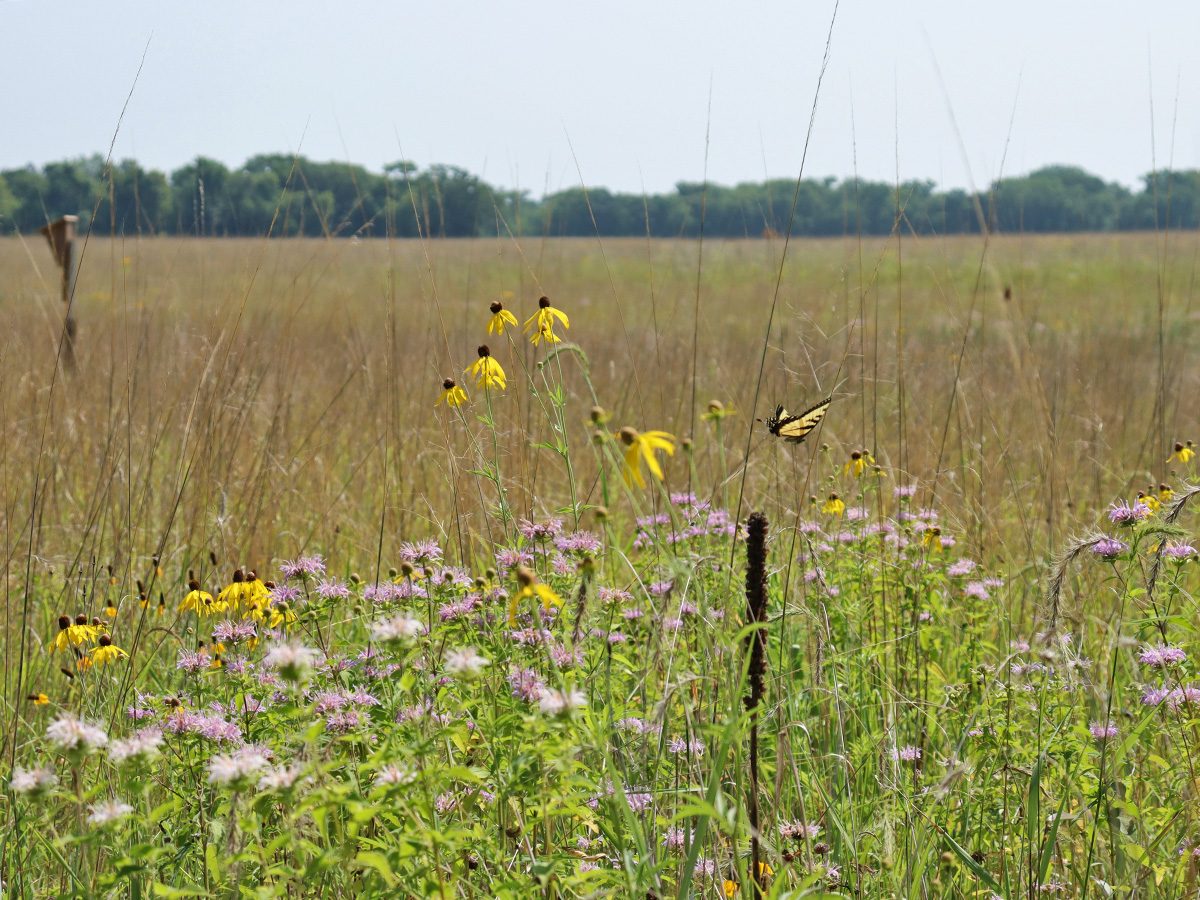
[0,230,1196,593]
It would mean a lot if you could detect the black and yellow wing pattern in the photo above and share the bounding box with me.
[764,396,832,444]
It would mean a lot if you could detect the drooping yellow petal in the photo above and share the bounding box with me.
[640,439,665,481]
[623,443,645,488]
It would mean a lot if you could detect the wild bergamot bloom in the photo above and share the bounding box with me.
[466,345,506,390]
[821,493,846,516]
[507,566,563,625]
[90,634,128,666]
[51,614,99,652]
[613,426,675,488]
[487,300,518,335]
[436,377,468,408]
[1168,441,1196,465]
[843,448,875,478]
[523,295,569,345]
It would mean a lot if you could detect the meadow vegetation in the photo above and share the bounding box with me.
[2,230,1200,899]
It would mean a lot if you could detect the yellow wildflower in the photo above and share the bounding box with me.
[466,344,506,390]
[268,603,297,630]
[435,377,469,408]
[1168,441,1196,465]
[822,493,846,516]
[181,580,223,615]
[922,526,943,551]
[1159,483,1175,504]
[507,566,563,625]
[28,693,49,706]
[613,426,675,488]
[723,881,738,898]
[1138,491,1161,513]
[523,295,569,345]
[51,615,98,652]
[90,634,128,666]
[843,448,876,478]
[104,602,118,618]
[487,300,518,335]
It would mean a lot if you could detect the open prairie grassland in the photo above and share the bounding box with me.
[4,230,1200,899]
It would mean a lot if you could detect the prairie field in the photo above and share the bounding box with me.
[4,230,1200,899]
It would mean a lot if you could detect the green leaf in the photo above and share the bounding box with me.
[355,850,396,887]
[941,829,1004,894]
[152,885,210,899]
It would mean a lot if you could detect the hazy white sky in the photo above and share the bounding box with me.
[3,0,1198,194]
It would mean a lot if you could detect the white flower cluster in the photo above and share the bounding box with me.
[45,714,108,752]
[538,688,588,717]
[262,643,320,681]
[370,614,426,645]
[109,730,164,764]
[88,799,134,825]
[207,748,271,786]
[9,765,57,795]
[444,646,489,680]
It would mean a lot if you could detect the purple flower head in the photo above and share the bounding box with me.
[399,539,443,563]
[964,582,990,601]
[1108,500,1152,527]
[663,826,695,852]
[315,579,351,600]
[507,668,547,703]
[845,506,871,521]
[1139,644,1187,667]
[947,558,977,577]
[495,548,534,569]
[648,581,674,596]
[1163,541,1197,560]
[893,484,918,498]
[554,531,603,555]
[670,491,698,506]
[621,607,644,621]
[891,745,922,763]
[1091,537,1128,561]
[597,586,632,605]
[667,736,705,756]
[799,521,823,534]
[268,584,302,605]
[517,518,564,540]
[176,649,212,673]
[1089,720,1119,739]
[279,554,326,580]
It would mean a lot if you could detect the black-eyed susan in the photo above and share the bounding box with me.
[523,295,569,346]
[51,615,99,653]
[435,377,469,408]
[466,345,506,390]
[821,493,846,516]
[507,566,563,625]
[1168,441,1195,465]
[487,300,518,335]
[90,634,128,666]
[843,448,876,478]
[613,426,675,488]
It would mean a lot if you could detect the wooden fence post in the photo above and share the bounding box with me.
[38,215,79,370]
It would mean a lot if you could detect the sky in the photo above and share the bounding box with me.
[3,0,1199,196]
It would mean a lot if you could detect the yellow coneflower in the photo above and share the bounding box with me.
[1159,483,1175,504]
[90,634,128,666]
[822,493,846,516]
[27,693,49,706]
[217,569,247,611]
[268,603,297,630]
[842,447,875,478]
[466,345,506,390]
[507,566,563,625]
[613,426,675,488]
[435,377,469,408]
[1138,490,1161,513]
[523,295,569,346]
[104,602,118,618]
[487,300,518,336]
[723,881,738,898]
[51,615,99,653]
[922,526,943,551]
[181,580,222,615]
[1168,441,1195,465]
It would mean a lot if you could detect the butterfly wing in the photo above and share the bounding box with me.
[772,396,831,444]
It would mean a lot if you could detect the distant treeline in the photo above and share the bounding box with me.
[1,153,1198,238]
